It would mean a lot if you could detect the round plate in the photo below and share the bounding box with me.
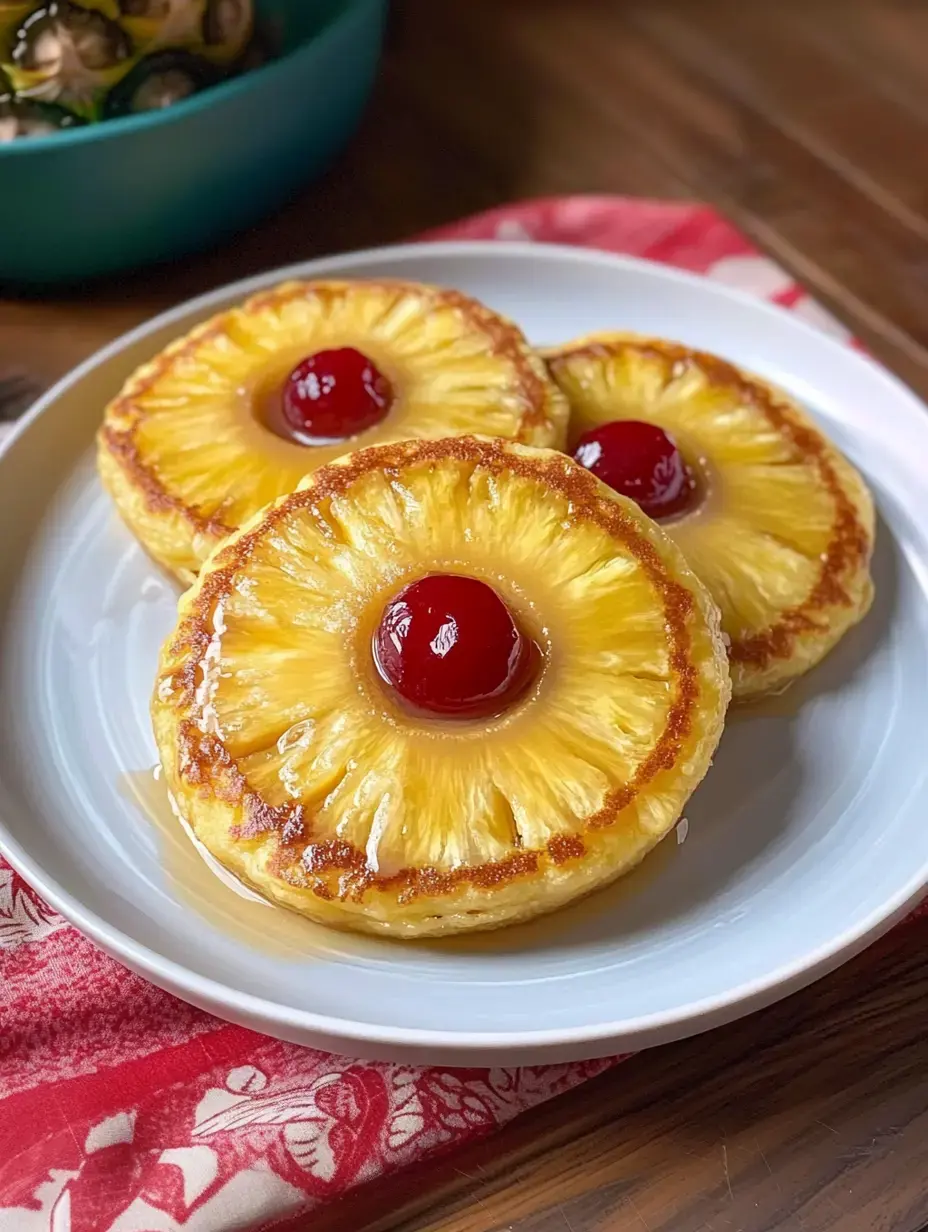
[1,242,927,1066]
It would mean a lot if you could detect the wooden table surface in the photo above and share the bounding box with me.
[3,2,928,1230]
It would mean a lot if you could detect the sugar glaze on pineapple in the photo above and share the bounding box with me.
[152,437,730,938]
[546,334,875,700]
[98,280,568,585]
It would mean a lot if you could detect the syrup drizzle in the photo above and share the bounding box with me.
[119,769,334,959]
[120,769,683,957]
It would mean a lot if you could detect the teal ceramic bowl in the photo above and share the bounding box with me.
[0,0,386,285]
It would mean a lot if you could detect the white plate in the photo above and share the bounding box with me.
[2,241,927,1067]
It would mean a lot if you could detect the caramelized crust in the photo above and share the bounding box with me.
[100,315,239,540]
[99,280,569,583]
[153,437,730,934]
[545,334,875,697]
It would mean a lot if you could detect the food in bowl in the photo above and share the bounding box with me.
[101,46,217,114]
[97,279,569,584]
[0,0,258,136]
[151,437,730,938]
[0,90,84,135]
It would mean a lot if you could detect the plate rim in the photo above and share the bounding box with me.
[2,238,928,1058]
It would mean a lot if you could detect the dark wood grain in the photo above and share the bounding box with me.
[3,2,927,1229]
[328,921,928,1232]
[2,0,927,398]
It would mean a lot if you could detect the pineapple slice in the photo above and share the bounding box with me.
[545,334,875,699]
[99,281,568,585]
[152,436,730,938]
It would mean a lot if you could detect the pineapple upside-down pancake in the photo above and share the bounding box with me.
[545,335,875,700]
[152,437,730,938]
[98,280,568,585]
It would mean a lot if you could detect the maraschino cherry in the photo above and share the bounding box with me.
[572,419,695,519]
[373,574,537,719]
[281,347,392,440]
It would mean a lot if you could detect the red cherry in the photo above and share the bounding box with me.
[572,419,695,519]
[281,347,392,441]
[373,574,538,719]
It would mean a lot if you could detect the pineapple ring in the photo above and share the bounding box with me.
[152,436,730,938]
[98,280,568,585]
[545,334,875,700]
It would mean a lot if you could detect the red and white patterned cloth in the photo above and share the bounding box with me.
[0,196,876,1231]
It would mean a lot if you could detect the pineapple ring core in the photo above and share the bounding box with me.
[152,437,730,938]
[98,280,569,585]
[545,335,875,700]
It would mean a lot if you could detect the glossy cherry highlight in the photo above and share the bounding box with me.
[281,347,392,441]
[373,574,537,719]
[572,419,695,519]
